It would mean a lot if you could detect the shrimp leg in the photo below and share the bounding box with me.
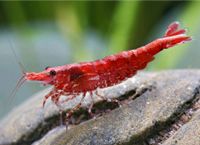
[42,89,58,107]
[95,91,122,107]
[65,93,87,122]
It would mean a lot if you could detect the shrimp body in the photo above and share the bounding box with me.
[25,22,191,110]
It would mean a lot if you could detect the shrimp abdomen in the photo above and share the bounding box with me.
[92,22,191,88]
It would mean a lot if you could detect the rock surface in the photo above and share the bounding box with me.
[162,110,200,145]
[0,70,200,145]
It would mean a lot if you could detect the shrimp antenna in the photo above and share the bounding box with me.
[7,76,26,109]
[9,40,26,75]
[6,39,27,112]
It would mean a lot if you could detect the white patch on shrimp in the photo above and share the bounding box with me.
[89,75,100,81]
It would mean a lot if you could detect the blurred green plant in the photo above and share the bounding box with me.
[148,1,200,70]
[55,2,89,61]
[108,1,139,54]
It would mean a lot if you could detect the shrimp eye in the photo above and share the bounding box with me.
[49,70,56,76]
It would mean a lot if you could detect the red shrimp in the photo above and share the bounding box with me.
[16,21,191,119]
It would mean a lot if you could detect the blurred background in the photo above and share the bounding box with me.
[0,1,200,119]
